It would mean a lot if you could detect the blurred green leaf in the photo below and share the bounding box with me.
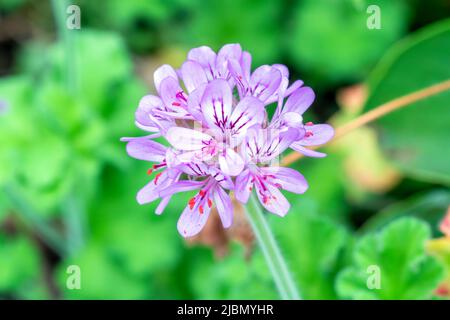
[0,235,40,295]
[57,244,149,299]
[288,0,409,86]
[337,218,444,299]
[360,189,450,237]
[272,210,348,299]
[188,245,277,299]
[181,0,282,65]
[365,19,450,184]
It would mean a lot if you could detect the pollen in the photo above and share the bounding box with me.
[147,168,153,175]
[188,197,196,210]
[207,198,213,208]
[199,205,204,214]
[306,121,314,126]
[199,189,206,197]
[172,102,181,107]
[154,172,162,184]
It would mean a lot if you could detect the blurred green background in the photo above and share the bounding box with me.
[0,0,449,299]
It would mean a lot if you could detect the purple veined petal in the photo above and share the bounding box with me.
[154,64,178,94]
[300,124,335,146]
[159,76,185,110]
[283,86,315,115]
[187,46,217,79]
[213,186,233,228]
[229,96,265,140]
[255,183,290,217]
[187,83,207,121]
[209,167,235,190]
[176,149,214,163]
[228,59,249,98]
[159,180,205,198]
[180,60,208,93]
[135,95,164,131]
[261,127,300,162]
[216,44,242,76]
[249,65,282,102]
[290,143,327,158]
[155,196,171,215]
[200,79,233,132]
[166,127,212,151]
[261,167,309,194]
[284,80,304,97]
[177,198,212,238]
[241,124,266,162]
[125,139,166,162]
[219,148,245,176]
[235,169,253,204]
[181,162,210,177]
[152,108,192,120]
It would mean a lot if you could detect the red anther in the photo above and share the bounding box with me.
[199,189,206,197]
[172,102,181,107]
[199,205,204,214]
[305,131,314,138]
[306,121,314,126]
[207,198,213,208]
[147,168,153,175]
[154,172,162,184]
[248,186,253,191]
[263,196,270,204]
[188,197,196,210]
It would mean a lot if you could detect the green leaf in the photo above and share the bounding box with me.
[272,210,348,299]
[0,235,41,294]
[57,244,149,299]
[360,189,450,237]
[337,218,444,299]
[365,19,450,184]
[288,0,409,86]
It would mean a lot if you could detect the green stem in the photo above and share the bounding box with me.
[51,0,77,94]
[244,193,301,300]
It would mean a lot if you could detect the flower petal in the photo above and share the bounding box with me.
[126,139,166,162]
[136,181,159,204]
[177,200,212,238]
[235,169,253,204]
[135,95,165,131]
[283,86,315,115]
[166,127,212,151]
[250,65,282,102]
[200,79,233,131]
[154,64,178,93]
[289,143,327,158]
[213,187,233,228]
[262,167,308,194]
[229,96,265,140]
[187,46,217,72]
[159,180,205,198]
[180,60,208,93]
[301,124,334,146]
[256,183,290,217]
[159,77,184,110]
[219,148,244,176]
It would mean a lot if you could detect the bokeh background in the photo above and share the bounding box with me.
[0,0,449,299]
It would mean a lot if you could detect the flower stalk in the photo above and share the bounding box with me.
[244,192,301,300]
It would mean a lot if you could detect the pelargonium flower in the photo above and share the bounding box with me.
[122,44,334,237]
